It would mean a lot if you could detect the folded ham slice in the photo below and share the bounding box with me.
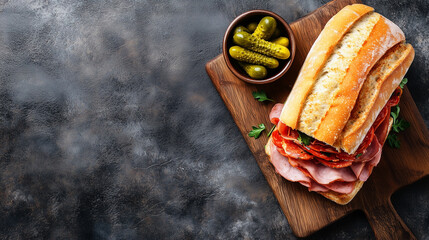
[269,140,311,185]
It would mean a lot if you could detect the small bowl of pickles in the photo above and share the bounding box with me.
[223,10,296,84]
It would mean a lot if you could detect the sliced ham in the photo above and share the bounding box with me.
[354,136,382,163]
[308,181,329,192]
[350,162,366,179]
[269,141,355,194]
[288,158,357,184]
[269,103,284,125]
[269,141,311,184]
[324,181,356,194]
[357,148,382,181]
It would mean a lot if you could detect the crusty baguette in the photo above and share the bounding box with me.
[280,4,407,149]
[280,4,373,131]
[337,42,415,153]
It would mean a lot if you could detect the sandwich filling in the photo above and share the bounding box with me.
[267,86,401,194]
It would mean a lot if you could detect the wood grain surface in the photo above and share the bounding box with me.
[205,0,429,238]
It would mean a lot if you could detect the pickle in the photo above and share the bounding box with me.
[238,62,267,79]
[233,31,290,59]
[272,36,289,47]
[253,16,277,40]
[233,25,250,35]
[270,28,281,39]
[229,46,279,69]
[246,22,258,33]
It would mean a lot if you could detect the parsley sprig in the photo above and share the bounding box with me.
[387,105,410,148]
[297,131,313,146]
[399,78,408,89]
[390,106,410,133]
[248,123,266,139]
[252,90,274,102]
[386,78,410,148]
[387,134,400,149]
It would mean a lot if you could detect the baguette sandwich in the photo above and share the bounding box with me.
[265,4,414,204]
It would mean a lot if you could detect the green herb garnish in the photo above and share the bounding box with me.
[248,123,266,139]
[390,105,400,121]
[399,78,408,89]
[390,106,410,133]
[387,105,410,148]
[252,90,274,102]
[356,153,363,158]
[387,134,400,149]
[393,118,410,133]
[267,125,275,138]
[297,131,313,146]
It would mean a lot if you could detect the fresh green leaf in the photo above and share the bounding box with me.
[252,90,274,102]
[387,105,410,148]
[399,78,408,89]
[387,133,400,149]
[248,123,266,139]
[391,105,400,123]
[356,153,363,158]
[267,125,275,138]
[392,118,410,133]
[297,131,313,146]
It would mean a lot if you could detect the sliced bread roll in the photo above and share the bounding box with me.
[279,4,412,153]
[337,42,415,153]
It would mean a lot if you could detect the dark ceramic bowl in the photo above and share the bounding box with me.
[223,10,296,84]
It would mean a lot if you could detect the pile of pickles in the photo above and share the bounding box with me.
[229,16,290,79]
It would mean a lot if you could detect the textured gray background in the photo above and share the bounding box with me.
[0,0,428,239]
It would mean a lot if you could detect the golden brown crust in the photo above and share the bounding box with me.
[338,43,415,153]
[312,15,405,145]
[280,4,374,129]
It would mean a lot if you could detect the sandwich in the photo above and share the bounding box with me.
[265,4,414,204]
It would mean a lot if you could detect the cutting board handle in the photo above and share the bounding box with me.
[364,199,415,240]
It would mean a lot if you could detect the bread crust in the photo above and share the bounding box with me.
[311,15,405,145]
[280,4,374,129]
[338,43,415,153]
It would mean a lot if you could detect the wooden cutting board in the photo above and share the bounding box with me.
[205,0,429,238]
